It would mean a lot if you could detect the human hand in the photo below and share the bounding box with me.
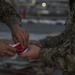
[0,39,17,56]
[28,40,42,48]
[20,45,40,60]
[10,24,29,48]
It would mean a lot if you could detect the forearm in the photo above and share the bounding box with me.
[0,0,21,27]
[39,43,75,73]
[40,11,74,48]
[39,33,63,48]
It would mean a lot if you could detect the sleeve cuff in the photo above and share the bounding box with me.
[39,39,46,48]
[5,17,21,27]
[39,48,55,67]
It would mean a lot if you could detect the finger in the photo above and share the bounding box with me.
[12,36,18,43]
[27,44,34,49]
[4,40,14,44]
[23,29,29,39]
[19,31,26,48]
[20,31,28,48]
[18,34,24,46]
[28,40,37,44]
[7,46,17,53]
[25,31,29,41]
[13,32,24,48]
[24,31,29,48]
[20,52,28,58]
[5,50,15,56]
[28,40,41,48]
[18,30,28,48]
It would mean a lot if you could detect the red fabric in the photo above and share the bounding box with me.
[14,43,25,54]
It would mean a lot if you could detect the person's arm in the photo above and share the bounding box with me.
[39,39,75,73]
[40,11,74,48]
[39,33,63,48]
[28,11,73,48]
[0,0,29,48]
[39,11,75,74]
[23,7,75,73]
[20,1,75,74]
[20,38,75,74]
[0,0,21,27]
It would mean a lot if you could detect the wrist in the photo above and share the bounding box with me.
[9,24,21,30]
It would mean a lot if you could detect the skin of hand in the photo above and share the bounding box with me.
[0,39,17,56]
[10,24,29,48]
[28,40,42,48]
[20,45,40,60]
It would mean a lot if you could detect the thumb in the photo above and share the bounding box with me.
[20,52,28,58]
[4,40,14,44]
